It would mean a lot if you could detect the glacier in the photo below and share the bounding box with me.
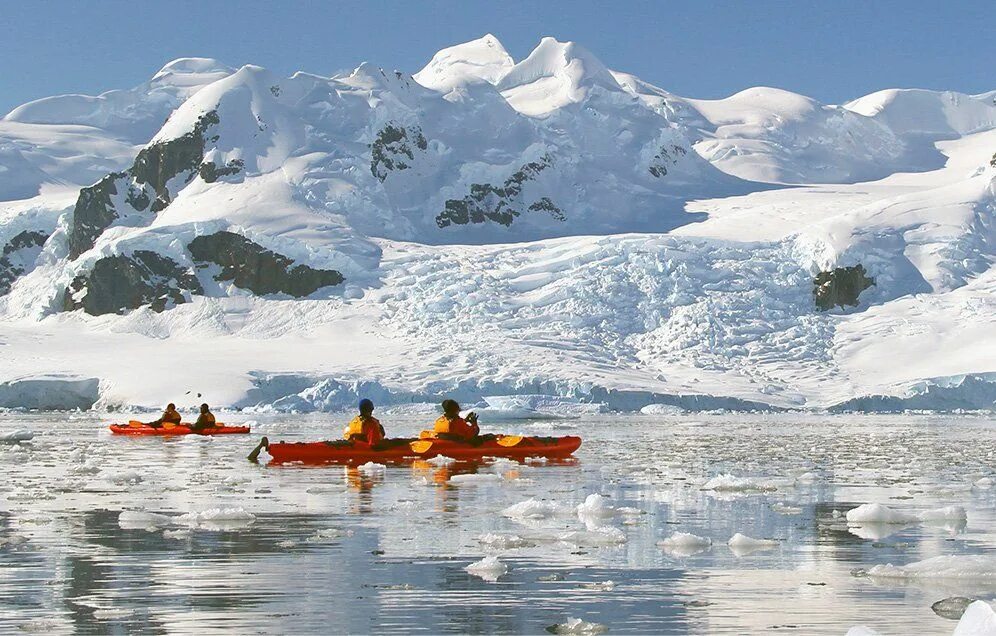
[0,35,993,413]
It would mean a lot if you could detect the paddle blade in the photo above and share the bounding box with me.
[410,440,434,454]
[497,435,524,447]
[128,420,144,428]
[162,422,177,430]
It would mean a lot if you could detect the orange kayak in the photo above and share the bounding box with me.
[109,423,251,436]
[265,435,582,465]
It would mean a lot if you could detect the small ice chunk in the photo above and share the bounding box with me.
[108,470,143,485]
[578,580,615,591]
[845,503,919,525]
[92,608,135,620]
[868,555,996,581]
[478,533,534,549]
[449,473,502,483]
[560,526,627,546]
[163,529,192,540]
[918,506,967,523]
[974,477,994,490]
[932,596,976,620]
[576,494,617,521]
[727,533,778,556]
[305,528,353,543]
[118,511,171,530]
[545,617,609,634]
[703,474,776,492]
[794,472,818,484]
[659,532,712,554]
[465,556,507,582]
[426,455,456,467]
[845,627,882,636]
[953,600,996,636]
[502,498,564,520]
[0,430,34,443]
[357,462,387,476]
[177,508,256,530]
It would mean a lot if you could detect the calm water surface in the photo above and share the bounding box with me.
[0,411,994,634]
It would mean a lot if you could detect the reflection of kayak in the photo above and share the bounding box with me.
[265,435,582,465]
[109,423,251,436]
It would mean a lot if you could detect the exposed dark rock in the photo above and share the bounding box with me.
[62,250,203,316]
[187,231,344,296]
[436,154,563,228]
[68,172,127,259]
[131,110,220,211]
[0,230,49,295]
[370,123,428,181]
[990,152,995,169]
[649,144,688,178]
[199,159,245,183]
[814,264,874,311]
[67,110,222,258]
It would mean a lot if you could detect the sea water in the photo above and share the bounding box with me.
[0,411,994,634]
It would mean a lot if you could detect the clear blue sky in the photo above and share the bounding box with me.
[1,0,993,115]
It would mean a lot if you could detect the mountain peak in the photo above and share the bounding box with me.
[496,37,623,116]
[413,34,514,92]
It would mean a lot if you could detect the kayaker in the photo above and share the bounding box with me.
[343,399,385,445]
[430,399,480,441]
[189,403,217,431]
[147,403,182,428]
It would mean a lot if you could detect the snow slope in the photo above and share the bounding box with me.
[0,36,994,412]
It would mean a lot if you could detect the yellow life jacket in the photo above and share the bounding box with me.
[343,416,365,440]
[433,415,451,434]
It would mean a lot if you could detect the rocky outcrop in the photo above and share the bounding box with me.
[990,151,995,169]
[814,264,874,311]
[435,154,564,228]
[67,110,225,258]
[67,172,127,259]
[370,123,428,181]
[187,231,344,296]
[63,250,203,315]
[130,110,220,210]
[649,144,688,178]
[0,230,49,295]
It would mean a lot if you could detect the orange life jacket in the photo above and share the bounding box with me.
[432,415,478,440]
[344,415,383,444]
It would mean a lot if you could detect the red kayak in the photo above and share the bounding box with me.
[264,435,582,465]
[109,423,251,436]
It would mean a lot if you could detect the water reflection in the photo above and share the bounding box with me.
[1,412,995,633]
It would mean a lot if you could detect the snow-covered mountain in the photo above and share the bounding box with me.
[1,35,994,413]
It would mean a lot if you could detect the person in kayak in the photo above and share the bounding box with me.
[430,399,480,441]
[189,403,217,431]
[343,399,385,445]
[147,403,181,429]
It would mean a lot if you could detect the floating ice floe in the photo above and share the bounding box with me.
[659,532,713,556]
[304,528,354,543]
[953,600,996,636]
[844,627,882,636]
[425,455,456,467]
[478,533,535,550]
[845,503,967,539]
[545,617,609,634]
[0,430,33,443]
[357,462,387,476]
[727,533,779,556]
[465,556,507,582]
[108,470,143,486]
[560,525,627,546]
[502,498,566,521]
[933,596,976,620]
[449,473,502,484]
[118,510,172,530]
[176,508,256,531]
[974,477,994,490]
[92,608,135,620]
[702,474,778,493]
[867,555,996,581]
